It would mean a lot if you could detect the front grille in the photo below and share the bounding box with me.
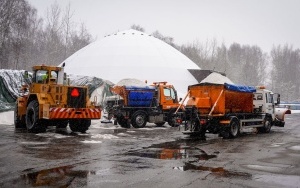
[67,87,86,108]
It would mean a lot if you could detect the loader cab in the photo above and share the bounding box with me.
[34,70,57,84]
[32,65,65,85]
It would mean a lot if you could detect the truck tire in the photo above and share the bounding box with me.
[14,102,26,129]
[259,117,272,133]
[228,118,240,138]
[69,119,90,133]
[117,116,130,128]
[26,100,46,133]
[131,110,147,128]
[167,109,178,127]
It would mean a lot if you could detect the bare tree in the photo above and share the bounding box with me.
[152,30,178,49]
[179,39,218,70]
[62,2,74,59]
[270,45,300,101]
[130,24,145,32]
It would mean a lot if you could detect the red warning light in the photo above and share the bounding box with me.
[71,88,80,97]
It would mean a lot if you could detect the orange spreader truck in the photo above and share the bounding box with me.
[105,82,181,128]
[14,64,101,133]
[178,83,287,138]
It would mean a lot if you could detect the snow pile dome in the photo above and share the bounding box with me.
[60,29,200,97]
[115,78,148,87]
[200,72,234,85]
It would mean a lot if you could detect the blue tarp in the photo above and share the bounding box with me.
[128,91,154,107]
[224,83,256,93]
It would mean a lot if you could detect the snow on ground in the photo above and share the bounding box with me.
[81,140,103,144]
[0,110,14,125]
[91,134,119,139]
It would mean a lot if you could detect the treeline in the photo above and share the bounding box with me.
[132,25,300,102]
[179,41,300,102]
[0,0,92,71]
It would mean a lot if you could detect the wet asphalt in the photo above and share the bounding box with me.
[0,112,299,188]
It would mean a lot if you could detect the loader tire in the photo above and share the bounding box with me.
[14,102,26,129]
[228,118,240,138]
[26,100,45,133]
[131,110,147,128]
[69,119,90,133]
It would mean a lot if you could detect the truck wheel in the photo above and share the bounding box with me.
[69,119,91,133]
[14,102,26,129]
[229,118,240,138]
[131,110,147,128]
[117,116,130,128]
[259,117,272,133]
[155,122,165,127]
[26,100,45,133]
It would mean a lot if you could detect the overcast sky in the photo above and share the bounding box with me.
[27,0,300,52]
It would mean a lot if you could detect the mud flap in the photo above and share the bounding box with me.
[274,118,285,127]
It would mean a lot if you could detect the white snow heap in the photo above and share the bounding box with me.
[115,78,148,87]
[200,72,234,85]
[60,29,200,97]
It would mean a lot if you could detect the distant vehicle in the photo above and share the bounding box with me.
[276,102,300,113]
[14,64,101,133]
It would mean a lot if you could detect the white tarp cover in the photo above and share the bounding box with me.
[60,29,200,97]
[66,74,114,107]
[0,70,30,112]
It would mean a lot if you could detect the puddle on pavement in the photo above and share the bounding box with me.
[173,163,251,179]
[21,165,95,187]
[126,140,217,161]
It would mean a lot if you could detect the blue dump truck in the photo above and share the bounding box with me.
[105,82,182,128]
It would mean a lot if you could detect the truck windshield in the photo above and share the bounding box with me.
[164,88,176,100]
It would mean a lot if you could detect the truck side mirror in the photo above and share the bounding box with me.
[179,97,182,102]
[274,93,280,105]
[277,94,280,105]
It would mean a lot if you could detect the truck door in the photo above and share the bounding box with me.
[161,86,178,109]
[265,92,274,114]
